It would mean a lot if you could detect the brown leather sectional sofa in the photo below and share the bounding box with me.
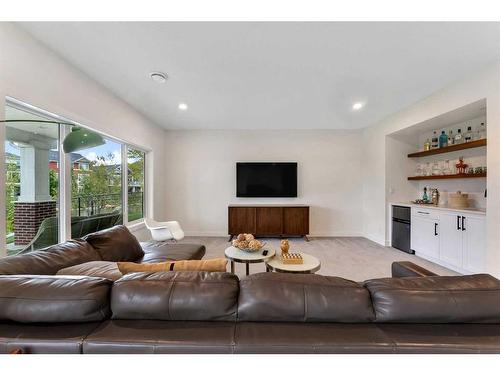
[1,225,500,354]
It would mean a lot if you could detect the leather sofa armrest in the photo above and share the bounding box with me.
[391,261,438,278]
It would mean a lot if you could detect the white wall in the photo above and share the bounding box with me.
[0,23,166,255]
[362,63,500,277]
[163,130,363,237]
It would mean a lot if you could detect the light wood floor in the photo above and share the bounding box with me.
[180,236,458,281]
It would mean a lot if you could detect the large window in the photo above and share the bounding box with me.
[4,105,60,255]
[67,127,123,238]
[3,102,148,255]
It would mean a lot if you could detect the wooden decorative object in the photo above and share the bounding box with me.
[232,234,264,252]
[280,239,290,254]
[248,239,262,250]
[282,252,304,264]
[455,157,468,174]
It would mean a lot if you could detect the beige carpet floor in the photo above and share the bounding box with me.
[179,236,458,281]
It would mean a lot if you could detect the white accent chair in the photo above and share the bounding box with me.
[144,218,185,242]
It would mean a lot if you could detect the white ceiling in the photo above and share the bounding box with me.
[19,22,500,130]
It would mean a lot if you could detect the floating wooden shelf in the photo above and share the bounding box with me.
[408,173,487,181]
[407,139,487,158]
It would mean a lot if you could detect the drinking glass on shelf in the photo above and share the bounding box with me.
[431,162,441,176]
[442,160,452,175]
[415,164,423,176]
[425,162,431,176]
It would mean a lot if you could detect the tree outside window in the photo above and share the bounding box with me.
[127,148,145,222]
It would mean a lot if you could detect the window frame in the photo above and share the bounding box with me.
[124,145,147,226]
[3,98,149,247]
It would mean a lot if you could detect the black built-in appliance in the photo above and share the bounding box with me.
[392,205,413,254]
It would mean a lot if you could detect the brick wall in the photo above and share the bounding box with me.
[14,201,57,245]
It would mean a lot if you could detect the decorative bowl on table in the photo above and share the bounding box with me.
[232,233,265,252]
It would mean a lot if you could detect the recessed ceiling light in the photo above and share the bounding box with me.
[352,102,365,111]
[178,102,188,111]
[150,72,168,83]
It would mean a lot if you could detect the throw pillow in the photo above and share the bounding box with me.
[117,258,228,274]
[83,225,144,262]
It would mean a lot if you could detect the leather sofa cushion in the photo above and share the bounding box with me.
[234,322,394,353]
[111,271,239,321]
[57,261,122,281]
[83,225,144,262]
[238,273,375,322]
[0,275,112,323]
[0,322,101,354]
[117,258,227,274]
[365,274,500,323]
[377,324,500,354]
[0,239,101,275]
[139,242,206,263]
[83,320,235,354]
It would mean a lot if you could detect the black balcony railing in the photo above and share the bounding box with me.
[72,191,144,219]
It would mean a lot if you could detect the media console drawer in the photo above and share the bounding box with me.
[228,205,309,241]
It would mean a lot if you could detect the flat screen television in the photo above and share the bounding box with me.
[236,162,297,198]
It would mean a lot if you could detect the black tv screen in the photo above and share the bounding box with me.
[236,162,297,198]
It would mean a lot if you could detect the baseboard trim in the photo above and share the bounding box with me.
[184,231,228,237]
[363,233,386,246]
[184,231,364,238]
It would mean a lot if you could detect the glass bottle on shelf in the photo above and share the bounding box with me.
[477,122,486,140]
[423,138,431,151]
[423,187,429,202]
[431,130,439,149]
[464,126,473,142]
[439,131,448,148]
[454,128,463,144]
[447,130,454,146]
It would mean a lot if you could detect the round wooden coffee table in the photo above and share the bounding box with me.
[225,246,276,276]
[265,252,321,274]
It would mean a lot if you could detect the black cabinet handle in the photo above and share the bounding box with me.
[457,215,461,230]
[434,222,438,236]
[462,216,466,231]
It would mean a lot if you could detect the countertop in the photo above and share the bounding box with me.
[390,202,486,215]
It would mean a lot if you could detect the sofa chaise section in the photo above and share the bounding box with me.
[0,225,206,280]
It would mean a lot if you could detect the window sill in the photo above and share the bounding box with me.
[127,220,145,232]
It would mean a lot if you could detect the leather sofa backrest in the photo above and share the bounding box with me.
[83,225,144,262]
[0,275,112,323]
[238,273,375,322]
[111,271,239,321]
[365,274,500,323]
[391,261,438,278]
[0,239,101,275]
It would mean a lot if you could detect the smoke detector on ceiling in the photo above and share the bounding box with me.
[150,72,168,83]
